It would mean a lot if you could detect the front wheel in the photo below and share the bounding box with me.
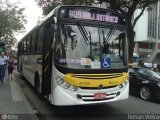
[139,86,152,100]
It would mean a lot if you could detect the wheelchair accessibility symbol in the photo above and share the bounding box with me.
[101,57,111,68]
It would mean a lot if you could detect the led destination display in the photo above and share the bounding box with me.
[59,7,126,24]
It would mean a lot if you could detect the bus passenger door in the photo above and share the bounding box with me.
[42,22,54,100]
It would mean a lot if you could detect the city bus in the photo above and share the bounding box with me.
[17,5,129,106]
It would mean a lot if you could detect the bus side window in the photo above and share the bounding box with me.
[20,42,22,54]
[18,42,22,55]
[26,36,31,53]
[24,39,27,53]
[36,27,44,53]
[31,32,37,53]
[21,42,23,54]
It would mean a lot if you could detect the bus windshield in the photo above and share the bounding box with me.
[55,23,127,69]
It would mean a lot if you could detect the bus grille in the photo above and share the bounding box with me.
[71,73,123,79]
[80,85,117,90]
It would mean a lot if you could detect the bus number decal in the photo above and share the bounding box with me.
[79,82,90,86]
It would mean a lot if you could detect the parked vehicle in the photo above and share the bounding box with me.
[129,67,160,100]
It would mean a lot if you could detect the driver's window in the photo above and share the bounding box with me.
[108,30,125,60]
[99,28,125,68]
[61,25,79,58]
[60,24,87,59]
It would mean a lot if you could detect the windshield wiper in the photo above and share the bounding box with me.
[77,22,93,57]
[77,22,90,45]
[88,30,92,57]
[102,26,116,44]
[102,26,116,54]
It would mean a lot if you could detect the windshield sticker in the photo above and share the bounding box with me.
[81,58,91,65]
[91,60,101,69]
[91,55,101,68]
[101,55,111,68]
[93,55,100,61]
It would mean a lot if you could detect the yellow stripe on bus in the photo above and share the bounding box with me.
[64,73,128,87]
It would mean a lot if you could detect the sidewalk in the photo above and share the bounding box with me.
[0,70,38,120]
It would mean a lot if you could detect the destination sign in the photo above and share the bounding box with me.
[58,7,126,24]
[69,10,118,23]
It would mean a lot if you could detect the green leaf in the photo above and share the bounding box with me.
[0,1,26,47]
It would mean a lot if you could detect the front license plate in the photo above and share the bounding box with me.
[94,93,107,99]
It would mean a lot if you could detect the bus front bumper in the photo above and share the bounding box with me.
[51,83,129,106]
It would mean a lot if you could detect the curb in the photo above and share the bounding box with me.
[13,71,39,120]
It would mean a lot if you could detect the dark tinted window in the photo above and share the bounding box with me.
[18,42,22,55]
[26,36,31,53]
[138,69,160,79]
[23,39,27,53]
[36,27,44,53]
[31,32,37,53]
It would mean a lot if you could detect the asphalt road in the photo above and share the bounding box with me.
[15,72,160,120]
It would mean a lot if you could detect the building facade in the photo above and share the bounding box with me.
[134,0,160,63]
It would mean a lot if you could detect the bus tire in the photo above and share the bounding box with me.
[34,72,44,99]
[34,72,40,93]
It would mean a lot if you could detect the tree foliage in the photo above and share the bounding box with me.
[35,0,157,62]
[35,0,92,15]
[0,0,26,47]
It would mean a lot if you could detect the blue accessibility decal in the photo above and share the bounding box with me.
[101,56,111,68]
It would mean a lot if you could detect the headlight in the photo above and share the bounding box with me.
[55,74,78,91]
[119,84,123,88]
[57,78,64,85]
[123,80,128,86]
[64,83,70,89]
[55,75,64,85]
[119,80,128,89]
[72,86,78,91]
